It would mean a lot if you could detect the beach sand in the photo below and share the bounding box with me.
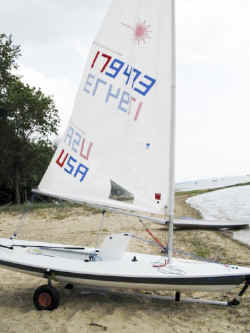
[0,195,250,333]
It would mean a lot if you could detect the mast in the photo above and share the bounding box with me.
[167,0,176,265]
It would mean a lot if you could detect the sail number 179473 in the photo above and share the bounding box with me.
[90,50,156,96]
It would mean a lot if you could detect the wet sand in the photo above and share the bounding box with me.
[0,196,250,333]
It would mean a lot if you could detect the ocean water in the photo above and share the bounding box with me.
[186,185,250,246]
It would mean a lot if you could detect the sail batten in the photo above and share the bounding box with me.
[37,0,173,216]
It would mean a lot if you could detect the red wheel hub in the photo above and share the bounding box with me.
[38,292,52,307]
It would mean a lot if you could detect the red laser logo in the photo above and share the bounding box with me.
[122,20,151,45]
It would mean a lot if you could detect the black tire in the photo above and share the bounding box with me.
[64,283,74,290]
[33,285,60,311]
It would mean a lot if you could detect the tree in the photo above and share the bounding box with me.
[0,34,20,106]
[0,34,60,204]
[1,79,60,204]
[5,78,59,140]
[18,139,56,202]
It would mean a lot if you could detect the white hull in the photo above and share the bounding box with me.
[0,237,249,293]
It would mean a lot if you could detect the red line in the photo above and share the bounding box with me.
[153,259,168,268]
[91,51,100,68]
[80,140,93,160]
[134,102,143,121]
[101,53,112,72]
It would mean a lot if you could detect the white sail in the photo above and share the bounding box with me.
[36,0,174,215]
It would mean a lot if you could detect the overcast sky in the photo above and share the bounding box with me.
[1,0,250,181]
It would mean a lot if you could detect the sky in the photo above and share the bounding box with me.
[1,0,250,181]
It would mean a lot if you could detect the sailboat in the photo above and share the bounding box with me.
[1,0,250,311]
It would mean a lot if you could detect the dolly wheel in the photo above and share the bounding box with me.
[33,285,60,311]
[65,283,74,290]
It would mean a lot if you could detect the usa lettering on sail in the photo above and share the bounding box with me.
[55,126,92,183]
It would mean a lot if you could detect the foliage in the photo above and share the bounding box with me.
[0,202,101,216]
[0,34,60,204]
[0,34,20,99]
[4,78,59,140]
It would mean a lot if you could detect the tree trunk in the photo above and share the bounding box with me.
[23,186,27,202]
[15,166,21,204]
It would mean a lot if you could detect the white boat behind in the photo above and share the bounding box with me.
[167,217,249,230]
[0,0,250,310]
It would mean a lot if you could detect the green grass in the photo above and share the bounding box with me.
[0,202,57,214]
[0,201,101,216]
[190,237,211,258]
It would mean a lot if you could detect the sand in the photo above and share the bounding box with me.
[0,195,250,333]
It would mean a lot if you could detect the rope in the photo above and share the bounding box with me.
[10,202,32,240]
[11,245,86,250]
[131,234,157,246]
[138,218,167,251]
[95,210,106,249]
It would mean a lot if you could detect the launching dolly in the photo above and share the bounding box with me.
[32,276,249,310]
